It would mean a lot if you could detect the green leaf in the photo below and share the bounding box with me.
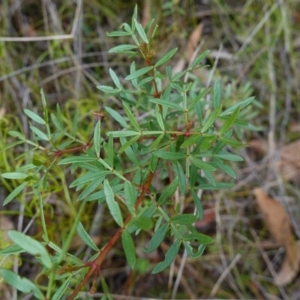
[40,88,47,107]
[87,184,123,202]
[132,5,138,27]
[123,102,140,131]
[214,151,243,161]
[97,85,121,94]
[24,109,46,125]
[58,155,96,165]
[124,182,136,216]
[0,244,24,255]
[100,277,113,300]
[30,126,49,141]
[219,107,240,135]
[119,136,140,165]
[158,177,178,205]
[190,50,210,68]
[188,87,211,111]
[173,162,186,195]
[69,171,109,188]
[8,230,52,268]
[104,180,123,227]
[118,135,140,155]
[155,105,165,131]
[220,97,254,116]
[149,98,182,110]
[122,230,136,269]
[106,130,140,138]
[109,68,122,88]
[72,110,78,137]
[180,135,200,148]
[152,239,181,274]
[185,232,214,245]
[153,150,186,160]
[150,154,159,172]
[143,223,169,253]
[17,164,36,172]
[106,31,132,37]
[1,172,28,179]
[105,106,128,128]
[122,22,134,33]
[183,242,206,259]
[195,101,203,123]
[137,204,156,221]
[77,222,99,251]
[134,216,153,230]
[189,156,216,172]
[193,182,235,190]
[56,103,63,124]
[200,110,218,133]
[51,113,63,131]
[107,133,114,168]
[199,135,217,151]
[219,136,244,148]
[155,48,178,67]
[3,182,29,206]
[94,120,101,157]
[213,80,222,113]
[215,159,236,179]
[78,177,104,200]
[171,213,198,225]
[134,19,149,43]
[203,170,216,186]
[191,190,203,219]
[149,133,165,150]
[0,269,44,299]
[52,275,72,300]
[125,66,153,80]
[3,140,24,151]
[108,44,138,53]
[8,130,25,140]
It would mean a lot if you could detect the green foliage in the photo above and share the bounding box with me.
[0,5,254,299]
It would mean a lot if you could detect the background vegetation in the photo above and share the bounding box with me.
[1,0,300,299]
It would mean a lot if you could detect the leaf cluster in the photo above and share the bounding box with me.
[0,5,254,299]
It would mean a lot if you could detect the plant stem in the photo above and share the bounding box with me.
[67,171,155,300]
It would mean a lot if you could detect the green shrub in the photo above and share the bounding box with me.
[0,6,254,300]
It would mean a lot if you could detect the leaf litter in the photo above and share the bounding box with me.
[254,188,300,285]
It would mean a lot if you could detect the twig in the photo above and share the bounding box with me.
[250,229,289,300]
[210,253,241,297]
[0,0,82,42]
[67,172,155,300]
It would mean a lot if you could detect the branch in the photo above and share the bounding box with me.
[67,171,155,300]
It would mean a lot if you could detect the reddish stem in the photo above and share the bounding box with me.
[53,144,92,157]
[67,171,155,300]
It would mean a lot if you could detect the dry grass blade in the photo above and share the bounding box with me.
[0,0,82,42]
[172,23,204,75]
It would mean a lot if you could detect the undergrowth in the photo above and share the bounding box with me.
[0,1,299,299]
